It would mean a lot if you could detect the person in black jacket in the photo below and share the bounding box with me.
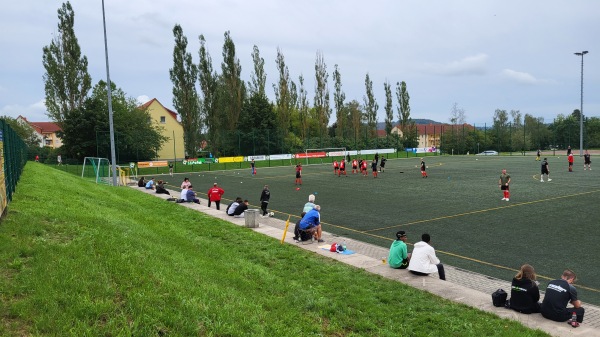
[509,264,541,314]
[259,185,271,216]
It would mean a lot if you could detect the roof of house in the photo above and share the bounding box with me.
[28,121,62,133]
[394,123,475,136]
[139,98,179,121]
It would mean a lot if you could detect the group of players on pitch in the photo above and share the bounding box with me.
[332,157,386,178]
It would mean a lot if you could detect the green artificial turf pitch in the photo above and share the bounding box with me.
[158,155,600,306]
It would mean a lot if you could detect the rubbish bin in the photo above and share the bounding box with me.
[244,209,259,228]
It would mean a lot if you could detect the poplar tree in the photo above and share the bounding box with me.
[42,1,91,125]
[198,34,219,153]
[384,80,394,136]
[248,45,266,98]
[363,73,378,137]
[313,51,330,137]
[274,47,292,136]
[298,75,310,140]
[220,31,244,130]
[169,24,201,157]
[333,64,346,138]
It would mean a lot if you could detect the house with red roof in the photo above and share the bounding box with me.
[138,98,185,160]
[16,115,63,148]
[391,123,474,149]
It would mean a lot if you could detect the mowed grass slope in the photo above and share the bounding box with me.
[0,163,551,336]
[158,155,600,306]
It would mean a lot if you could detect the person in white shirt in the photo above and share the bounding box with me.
[408,233,445,280]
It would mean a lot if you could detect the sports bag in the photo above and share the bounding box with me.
[491,289,508,307]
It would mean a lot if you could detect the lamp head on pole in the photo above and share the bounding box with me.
[574,51,588,56]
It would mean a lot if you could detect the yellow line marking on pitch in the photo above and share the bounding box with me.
[364,189,600,233]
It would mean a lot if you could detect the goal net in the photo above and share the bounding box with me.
[303,148,347,165]
[81,157,112,185]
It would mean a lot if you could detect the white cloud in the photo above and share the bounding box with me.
[422,54,489,76]
[500,69,557,85]
[0,100,48,121]
[137,95,151,105]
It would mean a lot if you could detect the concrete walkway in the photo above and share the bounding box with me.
[137,186,599,337]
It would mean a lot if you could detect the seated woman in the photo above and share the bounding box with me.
[137,176,145,187]
[510,264,541,314]
[155,180,170,195]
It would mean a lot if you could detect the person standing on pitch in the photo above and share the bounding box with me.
[251,159,256,176]
[371,159,378,178]
[259,184,271,216]
[568,153,574,172]
[420,158,428,178]
[499,168,511,201]
[168,161,174,176]
[584,150,591,170]
[388,231,411,269]
[541,158,551,182]
[207,182,225,210]
[536,149,541,161]
[338,159,347,177]
[295,163,302,185]
[333,160,339,175]
[541,269,585,327]
[379,156,387,172]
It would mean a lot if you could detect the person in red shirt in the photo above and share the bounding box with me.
[352,159,358,174]
[361,159,368,176]
[295,163,302,185]
[338,159,347,177]
[568,153,574,172]
[207,182,225,210]
[333,160,339,175]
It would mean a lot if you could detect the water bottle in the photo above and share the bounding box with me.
[570,312,578,327]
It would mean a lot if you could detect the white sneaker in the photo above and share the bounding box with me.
[501,198,507,201]
[540,180,544,182]
[548,179,552,181]
[505,198,509,201]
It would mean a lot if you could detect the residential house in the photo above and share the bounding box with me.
[391,123,474,149]
[139,98,185,160]
[16,115,63,148]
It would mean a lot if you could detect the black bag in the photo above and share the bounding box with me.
[492,289,508,307]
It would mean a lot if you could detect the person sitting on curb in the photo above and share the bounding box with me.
[137,176,145,187]
[145,177,156,190]
[298,205,324,243]
[388,230,411,269]
[233,200,249,217]
[184,185,200,204]
[292,212,307,242]
[155,180,170,195]
[407,233,445,280]
[541,269,585,327]
[509,264,541,314]
[303,194,316,213]
[226,197,242,216]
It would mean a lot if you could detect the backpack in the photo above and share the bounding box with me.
[491,289,508,307]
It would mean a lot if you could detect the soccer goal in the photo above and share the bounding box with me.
[81,157,112,185]
[303,148,347,165]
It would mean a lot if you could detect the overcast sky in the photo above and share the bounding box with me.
[1,0,598,126]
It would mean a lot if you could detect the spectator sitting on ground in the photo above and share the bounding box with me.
[185,185,200,204]
[179,185,188,202]
[137,176,145,187]
[407,233,446,280]
[388,230,411,269]
[302,194,316,213]
[292,212,307,242]
[233,200,249,217]
[145,178,156,190]
[155,180,171,195]
[181,177,191,189]
[541,269,585,326]
[298,205,324,243]
[510,264,541,314]
[226,197,242,216]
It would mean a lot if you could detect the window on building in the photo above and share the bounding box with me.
[160,116,166,123]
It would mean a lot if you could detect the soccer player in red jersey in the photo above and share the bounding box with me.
[352,158,358,173]
[295,163,302,185]
[333,160,339,175]
[338,159,347,177]
[361,159,368,176]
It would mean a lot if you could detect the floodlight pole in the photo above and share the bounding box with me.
[574,50,588,157]
[102,0,118,185]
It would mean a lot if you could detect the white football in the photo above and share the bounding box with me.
[269,212,274,217]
